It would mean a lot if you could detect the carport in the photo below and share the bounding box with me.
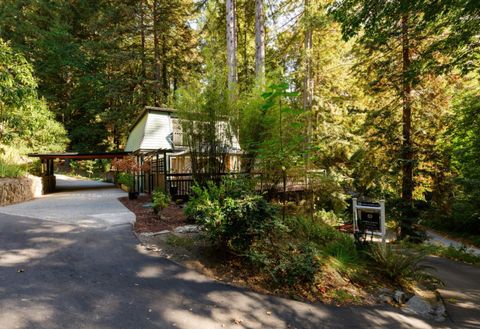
[28,152,131,193]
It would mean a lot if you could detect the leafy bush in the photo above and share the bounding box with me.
[268,242,322,286]
[116,172,134,189]
[185,178,279,252]
[367,244,431,284]
[0,146,26,178]
[185,178,366,290]
[315,209,345,227]
[152,189,170,213]
[285,215,351,246]
[0,158,25,178]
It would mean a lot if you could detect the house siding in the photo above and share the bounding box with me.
[125,115,148,152]
[140,112,172,150]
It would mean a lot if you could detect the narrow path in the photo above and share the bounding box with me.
[426,230,480,256]
[0,176,447,328]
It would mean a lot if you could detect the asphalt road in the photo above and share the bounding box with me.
[0,176,445,329]
[424,256,480,329]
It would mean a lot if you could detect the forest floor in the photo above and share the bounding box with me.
[126,197,447,310]
[123,196,379,306]
[136,229,382,306]
[119,195,188,232]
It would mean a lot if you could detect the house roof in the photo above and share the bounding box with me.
[125,107,242,154]
[28,152,131,160]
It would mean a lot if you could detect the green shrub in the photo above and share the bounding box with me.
[116,172,134,189]
[268,242,322,286]
[0,158,25,178]
[368,244,431,284]
[315,209,344,226]
[0,146,27,178]
[285,216,360,278]
[285,215,350,246]
[152,189,170,213]
[185,179,279,252]
[184,181,225,222]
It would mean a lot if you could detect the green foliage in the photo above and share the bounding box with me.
[0,38,67,154]
[174,66,232,176]
[285,215,348,245]
[0,159,25,178]
[439,82,480,235]
[185,177,327,287]
[152,189,170,213]
[367,244,431,284]
[266,242,322,287]
[434,245,480,266]
[0,146,26,178]
[116,172,134,190]
[186,178,278,252]
[285,215,361,279]
[256,83,304,185]
[0,0,199,151]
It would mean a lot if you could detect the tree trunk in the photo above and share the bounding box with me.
[303,0,313,177]
[302,0,313,111]
[161,34,169,103]
[226,0,238,89]
[401,13,413,204]
[139,0,147,106]
[255,0,265,86]
[153,0,161,106]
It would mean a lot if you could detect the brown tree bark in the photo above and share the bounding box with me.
[302,0,313,111]
[401,12,414,204]
[153,0,161,106]
[161,33,169,103]
[139,0,147,106]
[255,0,265,85]
[226,0,238,89]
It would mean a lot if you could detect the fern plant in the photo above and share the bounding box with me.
[368,244,433,285]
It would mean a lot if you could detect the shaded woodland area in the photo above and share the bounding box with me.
[1,1,479,242]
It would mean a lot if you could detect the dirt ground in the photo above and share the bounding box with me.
[119,195,188,232]
[121,195,382,306]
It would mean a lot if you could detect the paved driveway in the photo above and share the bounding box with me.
[0,176,444,329]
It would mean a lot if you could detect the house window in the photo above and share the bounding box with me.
[172,119,185,147]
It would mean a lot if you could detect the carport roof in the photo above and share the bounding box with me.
[28,152,131,160]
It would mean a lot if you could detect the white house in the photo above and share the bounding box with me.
[125,106,243,196]
[125,106,242,173]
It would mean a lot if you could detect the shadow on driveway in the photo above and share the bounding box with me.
[0,212,450,329]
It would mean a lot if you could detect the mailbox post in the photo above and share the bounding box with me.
[352,198,386,244]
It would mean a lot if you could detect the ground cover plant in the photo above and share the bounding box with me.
[183,177,439,304]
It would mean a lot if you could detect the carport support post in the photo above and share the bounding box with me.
[40,159,45,176]
[163,150,167,195]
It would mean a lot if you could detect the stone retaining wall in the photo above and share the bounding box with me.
[0,175,43,206]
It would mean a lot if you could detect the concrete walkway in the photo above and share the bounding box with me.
[0,176,447,328]
[0,175,134,228]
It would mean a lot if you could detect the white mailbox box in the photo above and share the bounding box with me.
[352,198,386,244]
